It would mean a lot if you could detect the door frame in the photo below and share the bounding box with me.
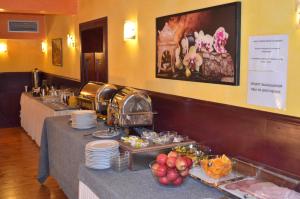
[79,17,108,83]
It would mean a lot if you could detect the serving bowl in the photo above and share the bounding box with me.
[149,161,187,187]
[200,155,232,179]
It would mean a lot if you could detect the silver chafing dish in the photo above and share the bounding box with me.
[107,87,153,127]
[77,81,118,117]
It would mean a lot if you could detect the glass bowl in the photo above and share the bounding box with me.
[149,161,187,187]
[200,155,233,179]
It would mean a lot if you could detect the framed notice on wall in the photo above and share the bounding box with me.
[247,35,288,109]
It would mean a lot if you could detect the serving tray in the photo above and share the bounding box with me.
[118,140,196,170]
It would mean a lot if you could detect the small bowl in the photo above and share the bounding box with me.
[149,161,187,187]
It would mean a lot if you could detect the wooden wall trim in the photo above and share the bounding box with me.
[0,72,32,128]
[147,90,300,177]
[0,72,81,128]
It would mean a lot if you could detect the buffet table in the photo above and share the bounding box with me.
[38,116,111,199]
[78,165,225,199]
[20,93,76,146]
[38,116,227,199]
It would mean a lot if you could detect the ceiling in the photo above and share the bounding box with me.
[0,0,78,15]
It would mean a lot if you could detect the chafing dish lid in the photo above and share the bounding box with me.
[112,87,152,114]
[80,81,105,99]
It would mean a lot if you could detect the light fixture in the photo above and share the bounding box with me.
[67,34,75,47]
[297,0,300,26]
[124,21,136,40]
[41,41,47,53]
[0,8,5,12]
[0,43,7,53]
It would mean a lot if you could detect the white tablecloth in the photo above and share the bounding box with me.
[79,181,100,199]
[20,93,76,146]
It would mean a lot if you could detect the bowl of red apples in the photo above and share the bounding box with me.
[150,151,193,187]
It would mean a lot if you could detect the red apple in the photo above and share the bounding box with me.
[183,156,193,168]
[166,157,177,168]
[159,176,170,185]
[179,168,189,177]
[166,169,179,182]
[168,151,178,158]
[156,154,168,165]
[155,164,167,177]
[173,176,183,186]
[151,163,160,175]
[176,157,188,171]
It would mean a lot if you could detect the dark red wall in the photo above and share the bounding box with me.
[0,72,32,127]
[149,91,300,177]
[0,72,81,128]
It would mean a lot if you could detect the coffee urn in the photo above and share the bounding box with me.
[32,68,40,89]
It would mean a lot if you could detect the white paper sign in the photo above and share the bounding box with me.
[247,35,288,109]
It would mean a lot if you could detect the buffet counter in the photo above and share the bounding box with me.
[78,165,225,199]
[38,116,226,199]
[20,93,77,146]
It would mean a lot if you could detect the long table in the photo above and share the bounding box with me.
[38,116,226,199]
[38,115,109,199]
[78,165,225,199]
[20,93,76,146]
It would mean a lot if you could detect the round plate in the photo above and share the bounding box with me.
[92,130,120,139]
[86,140,119,150]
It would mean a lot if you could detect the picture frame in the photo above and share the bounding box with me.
[156,2,241,85]
[52,38,63,66]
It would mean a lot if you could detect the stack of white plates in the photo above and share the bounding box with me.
[71,110,97,129]
[85,140,119,169]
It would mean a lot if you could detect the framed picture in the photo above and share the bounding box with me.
[156,2,241,85]
[52,38,63,66]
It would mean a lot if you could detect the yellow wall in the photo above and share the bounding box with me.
[0,39,43,72]
[41,15,80,79]
[42,0,300,117]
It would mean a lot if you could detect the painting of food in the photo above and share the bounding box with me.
[156,2,241,85]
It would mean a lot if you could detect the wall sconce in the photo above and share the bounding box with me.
[124,21,136,40]
[67,34,75,47]
[0,43,7,53]
[297,0,300,26]
[41,41,47,53]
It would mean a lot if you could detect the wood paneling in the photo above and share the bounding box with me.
[0,72,81,128]
[41,72,81,90]
[0,72,32,128]
[80,17,108,84]
[149,91,300,177]
[0,127,67,199]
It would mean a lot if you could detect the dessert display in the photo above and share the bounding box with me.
[120,130,192,149]
[200,155,232,179]
[150,151,193,187]
[121,136,150,148]
[119,133,196,171]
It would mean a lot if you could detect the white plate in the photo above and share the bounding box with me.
[71,123,96,129]
[72,110,96,115]
[189,166,244,185]
[86,165,110,170]
[72,122,97,126]
[92,130,120,139]
[85,147,119,152]
[86,140,119,150]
